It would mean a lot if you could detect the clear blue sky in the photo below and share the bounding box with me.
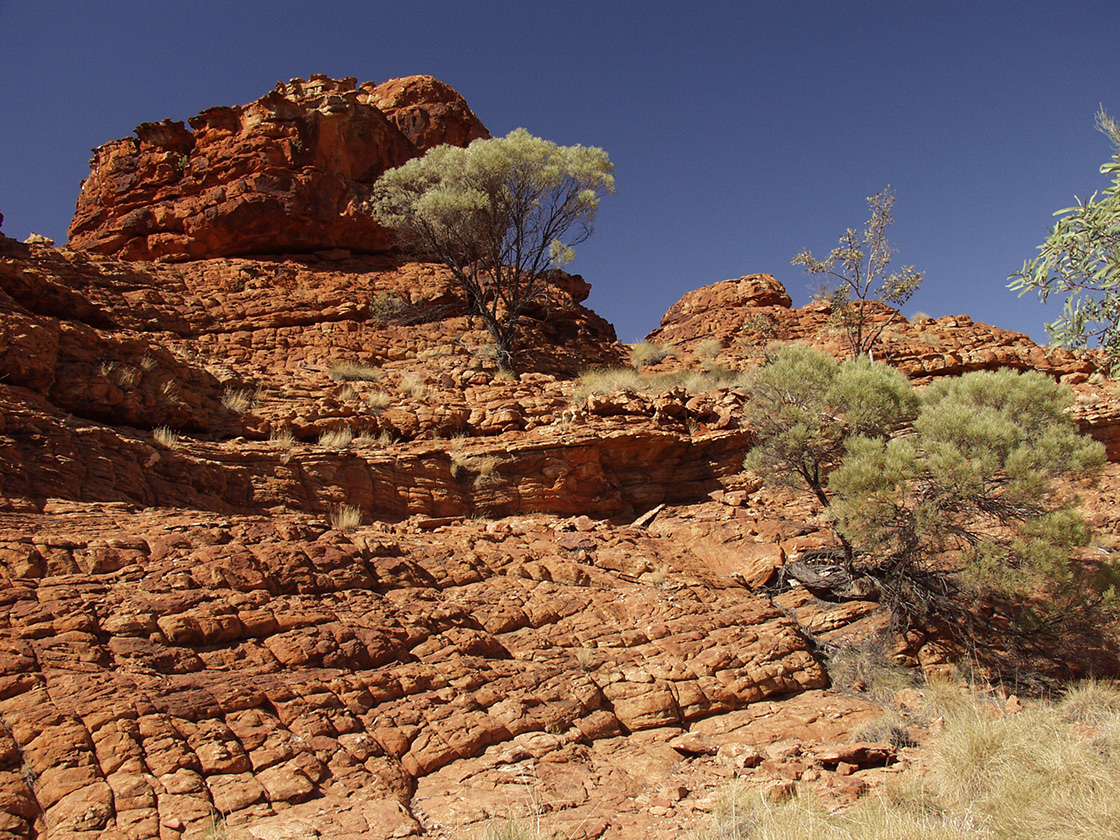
[2,1,1118,343]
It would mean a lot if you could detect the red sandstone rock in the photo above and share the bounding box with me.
[67,75,488,261]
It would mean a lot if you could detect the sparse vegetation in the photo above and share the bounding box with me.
[573,365,742,401]
[370,128,614,370]
[794,186,924,359]
[140,352,158,371]
[160,379,181,402]
[328,361,382,382]
[630,341,675,368]
[221,387,252,413]
[329,504,362,532]
[695,680,1120,840]
[153,426,181,449]
[317,427,354,449]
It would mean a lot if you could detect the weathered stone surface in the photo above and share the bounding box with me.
[7,95,1120,838]
[0,507,831,837]
[68,75,488,261]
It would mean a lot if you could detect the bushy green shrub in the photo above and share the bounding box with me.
[742,344,1115,627]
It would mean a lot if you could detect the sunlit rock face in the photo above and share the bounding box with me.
[68,74,489,261]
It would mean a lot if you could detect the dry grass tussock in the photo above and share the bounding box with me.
[573,366,744,400]
[629,340,676,368]
[328,361,382,382]
[317,427,353,449]
[153,426,180,449]
[268,429,296,449]
[329,504,362,532]
[448,439,502,482]
[221,387,252,413]
[691,678,1120,840]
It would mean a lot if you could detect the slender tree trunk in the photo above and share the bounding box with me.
[805,475,856,570]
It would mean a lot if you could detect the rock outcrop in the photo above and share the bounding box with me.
[0,503,836,840]
[67,75,488,262]
[5,81,1120,837]
[645,274,1120,456]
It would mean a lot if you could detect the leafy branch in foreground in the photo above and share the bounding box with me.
[1010,108,1120,369]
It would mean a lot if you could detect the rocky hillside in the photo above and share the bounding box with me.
[1,76,1119,840]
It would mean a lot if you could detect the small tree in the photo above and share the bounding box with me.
[793,186,924,360]
[828,368,1109,627]
[742,345,1113,629]
[369,128,614,370]
[1010,108,1120,369]
[741,344,920,564]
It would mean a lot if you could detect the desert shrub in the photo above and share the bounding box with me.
[368,291,413,324]
[1010,108,1120,370]
[740,312,778,342]
[317,427,353,449]
[329,361,381,382]
[221,387,252,413]
[794,186,924,359]
[742,344,1112,628]
[329,504,362,532]
[829,368,1111,625]
[630,341,675,368]
[825,637,916,703]
[370,129,614,370]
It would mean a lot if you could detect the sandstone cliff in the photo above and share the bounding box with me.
[67,75,488,261]
[2,76,1119,840]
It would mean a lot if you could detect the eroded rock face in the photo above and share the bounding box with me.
[0,505,828,839]
[67,74,489,262]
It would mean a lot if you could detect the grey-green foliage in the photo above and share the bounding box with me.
[1010,108,1120,370]
[369,128,614,370]
[828,368,1111,625]
[742,345,1113,626]
[793,186,924,360]
[742,344,919,514]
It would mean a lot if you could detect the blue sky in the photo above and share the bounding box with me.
[2,1,1118,343]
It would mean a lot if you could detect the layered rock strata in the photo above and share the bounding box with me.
[67,75,488,261]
